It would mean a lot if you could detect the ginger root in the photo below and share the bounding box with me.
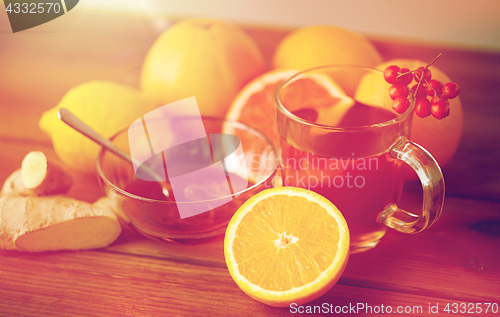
[0,169,32,196]
[0,151,73,197]
[21,151,73,195]
[94,196,130,224]
[0,151,122,252]
[0,195,121,252]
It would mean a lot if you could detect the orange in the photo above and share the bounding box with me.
[141,18,265,118]
[272,25,383,96]
[225,69,354,146]
[355,59,463,175]
[224,187,350,307]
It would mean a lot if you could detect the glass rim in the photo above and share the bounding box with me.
[274,64,415,131]
[96,116,279,204]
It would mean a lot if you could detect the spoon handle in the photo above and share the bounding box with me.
[57,108,170,195]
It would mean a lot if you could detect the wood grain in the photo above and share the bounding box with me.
[0,246,498,317]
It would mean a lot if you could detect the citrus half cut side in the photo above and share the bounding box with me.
[280,72,355,126]
[224,69,354,147]
[224,69,297,144]
[224,187,350,307]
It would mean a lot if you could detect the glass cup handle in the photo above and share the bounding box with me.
[378,138,445,234]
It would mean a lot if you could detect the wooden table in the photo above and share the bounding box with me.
[1,11,500,316]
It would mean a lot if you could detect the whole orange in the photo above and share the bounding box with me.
[272,25,383,95]
[141,18,265,117]
[355,59,463,177]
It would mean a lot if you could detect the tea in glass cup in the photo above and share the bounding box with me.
[275,65,444,253]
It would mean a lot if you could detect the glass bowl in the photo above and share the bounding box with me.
[97,116,279,242]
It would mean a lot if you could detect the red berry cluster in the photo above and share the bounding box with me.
[383,59,460,120]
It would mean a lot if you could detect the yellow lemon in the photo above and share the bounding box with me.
[141,18,265,118]
[39,81,158,174]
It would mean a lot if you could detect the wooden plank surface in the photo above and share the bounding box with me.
[2,248,478,317]
[1,10,500,317]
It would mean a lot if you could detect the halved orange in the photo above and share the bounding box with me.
[224,187,350,307]
[225,69,354,146]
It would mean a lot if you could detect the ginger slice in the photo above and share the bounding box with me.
[21,151,73,196]
[0,195,121,252]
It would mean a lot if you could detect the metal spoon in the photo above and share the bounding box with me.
[57,108,171,198]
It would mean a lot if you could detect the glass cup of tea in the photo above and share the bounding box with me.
[97,116,279,242]
[275,65,444,253]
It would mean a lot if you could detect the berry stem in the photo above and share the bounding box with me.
[414,77,425,99]
[417,53,442,98]
[413,53,442,99]
[426,53,442,69]
[425,79,439,98]
[397,70,412,78]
